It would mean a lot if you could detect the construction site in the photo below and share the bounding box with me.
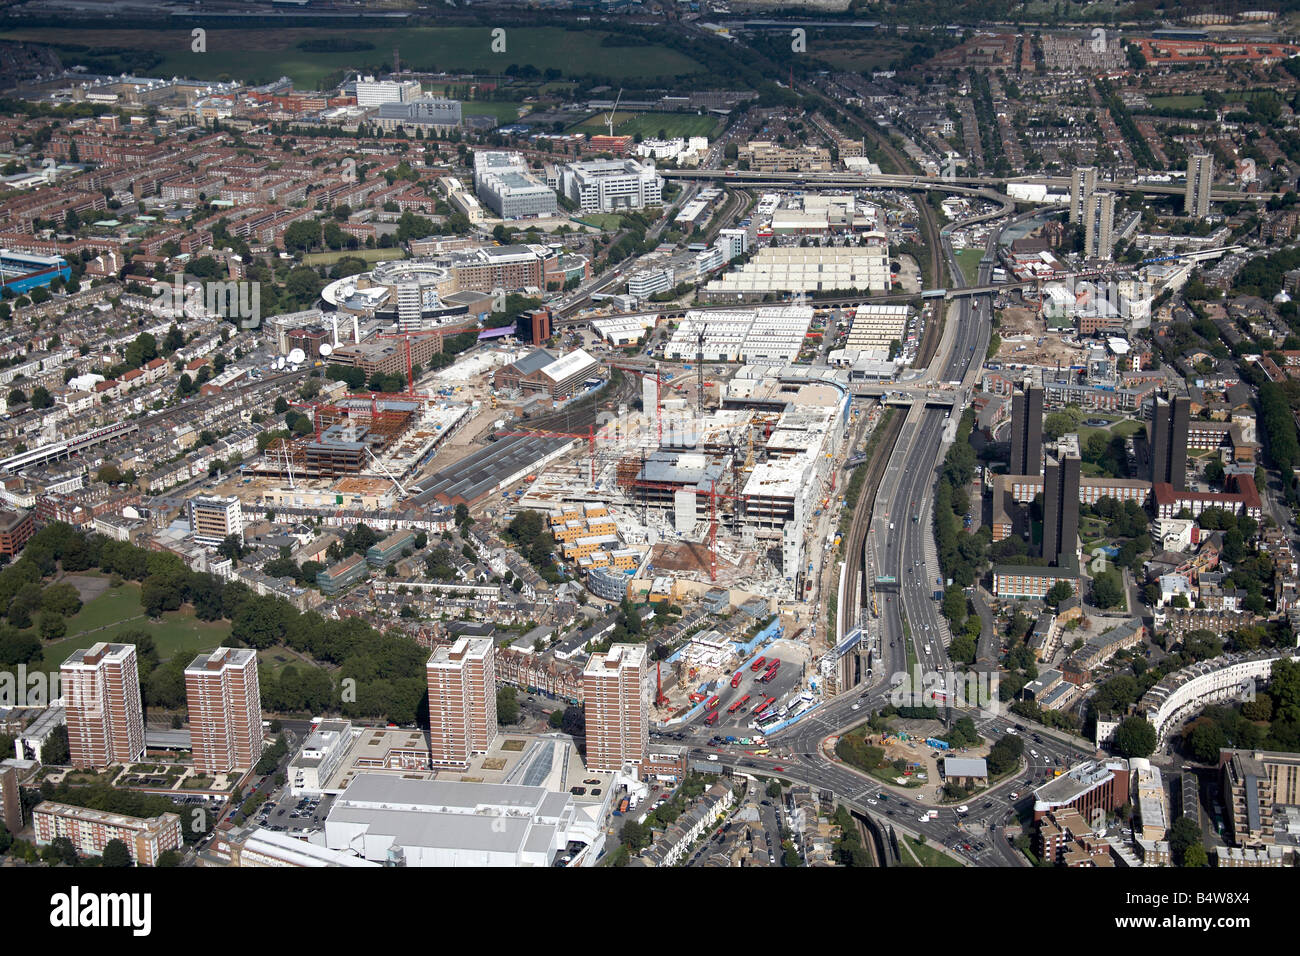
[504,359,853,604]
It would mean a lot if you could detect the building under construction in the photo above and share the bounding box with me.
[259,397,431,482]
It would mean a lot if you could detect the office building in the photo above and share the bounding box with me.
[628,267,674,299]
[0,763,21,834]
[1043,453,1081,567]
[426,637,498,768]
[355,77,421,107]
[583,644,648,774]
[32,801,182,866]
[1150,394,1190,491]
[473,152,557,220]
[717,228,748,261]
[0,507,35,556]
[1032,758,1131,822]
[1069,166,1098,225]
[61,642,146,768]
[184,647,263,773]
[1009,381,1044,477]
[1186,153,1214,219]
[187,494,243,547]
[374,97,462,135]
[1220,749,1275,848]
[529,309,552,344]
[559,159,663,214]
[1083,190,1116,260]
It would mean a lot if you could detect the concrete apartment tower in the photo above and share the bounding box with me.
[1186,153,1213,219]
[0,764,21,834]
[1043,453,1082,568]
[1084,190,1116,260]
[1150,394,1191,491]
[61,642,146,768]
[1010,380,1045,477]
[582,644,649,774]
[1069,165,1097,224]
[426,637,498,768]
[185,647,263,773]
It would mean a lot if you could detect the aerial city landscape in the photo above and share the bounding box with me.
[0,0,1299,886]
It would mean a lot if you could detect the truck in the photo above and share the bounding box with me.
[614,797,629,816]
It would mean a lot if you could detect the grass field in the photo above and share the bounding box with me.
[37,582,230,674]
[463,102,531,124]
[955,247,986,284]
[900,836,963,868]
[568,111,723,141]
[1076,417,1144,450]
[1147,94,1207,111]
[0,26,702,88]
[575,213,627,231]
[303,247,406,266]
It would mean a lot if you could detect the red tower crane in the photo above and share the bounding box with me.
[618,471,747,582]
[376,327,467,396]
[607,362,665,446]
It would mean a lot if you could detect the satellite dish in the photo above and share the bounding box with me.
[287,348,306,365]
[319,343,334,357]
[276,356,286,369]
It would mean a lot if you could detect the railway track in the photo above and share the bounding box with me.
[838,408,904,636]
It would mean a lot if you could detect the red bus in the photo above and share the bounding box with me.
[750,656,768,672]
[704,711,720,726]
[759,661,781,683]
[730,671,744,688]
[753,695,776,714]
[727,694,751,714]
[705,695,720,711]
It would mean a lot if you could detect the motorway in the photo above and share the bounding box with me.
[663,203,1097,866]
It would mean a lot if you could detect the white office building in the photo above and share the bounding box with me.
[474,151,558,220]
[559,159,663,213]
[628,267,674,299]
[355,78,421,107]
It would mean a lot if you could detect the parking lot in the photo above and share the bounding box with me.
[258,792,332,833]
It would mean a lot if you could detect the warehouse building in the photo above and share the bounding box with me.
[374,97,462,134]
[322,773,603,867]
[662,306,814,364]
[844,304,911,350]
[516,349,601,400]
[701,246,890,302]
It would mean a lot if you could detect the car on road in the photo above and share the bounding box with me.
[1009,791,1019,799]
[707,754,718,761]
[867,799,877,805]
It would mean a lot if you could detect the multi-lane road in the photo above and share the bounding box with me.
[664,204,1099,866]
